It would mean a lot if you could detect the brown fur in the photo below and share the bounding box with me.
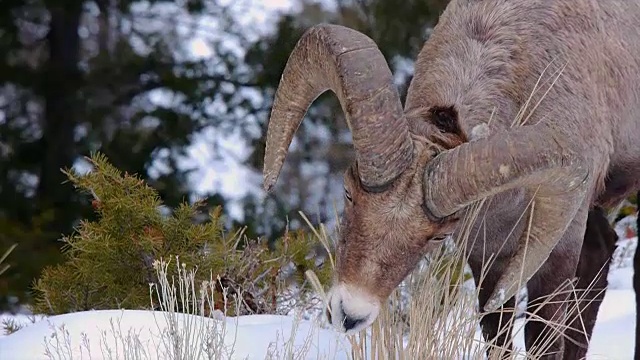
[337,140,459,300]
[332,1,640,358]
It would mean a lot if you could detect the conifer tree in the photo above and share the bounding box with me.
[33,153,332,316]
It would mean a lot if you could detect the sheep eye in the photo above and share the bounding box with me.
[431,235,448,242]
[345,188,352,202]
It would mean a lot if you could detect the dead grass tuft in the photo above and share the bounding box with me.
[305,193,610,360]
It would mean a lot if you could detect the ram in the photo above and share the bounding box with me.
[262,0,640,358]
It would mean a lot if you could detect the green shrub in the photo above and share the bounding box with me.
[32,153,332,316]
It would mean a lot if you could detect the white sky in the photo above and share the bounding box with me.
[181,0,297,220]
[66,0,331,221]
[180,0,406,222]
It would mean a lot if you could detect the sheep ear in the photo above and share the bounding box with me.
[422,124,589,310]
[429,106,462,135]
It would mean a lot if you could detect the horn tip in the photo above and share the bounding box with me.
[483,288,507,313]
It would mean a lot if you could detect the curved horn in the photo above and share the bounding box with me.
[422,125,589,311]
[262,24,413,192]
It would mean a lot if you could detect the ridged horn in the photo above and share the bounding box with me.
[262,23,414,192]
[422,125,589,311]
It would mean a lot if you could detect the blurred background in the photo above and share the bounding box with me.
[2,0,634,314]
[0,0,450,312]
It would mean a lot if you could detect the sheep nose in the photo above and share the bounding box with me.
[326,301,367,331]
[326,284,381,334]
[342,312,366,332]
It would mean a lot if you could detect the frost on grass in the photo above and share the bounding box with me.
[1,235,638,360]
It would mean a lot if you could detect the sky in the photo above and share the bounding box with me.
[158,0,299,220]
[176,0,414,219]
[56,0,336,221]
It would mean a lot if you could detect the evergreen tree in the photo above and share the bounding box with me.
[0,0,262,309]
[33,153,332,316]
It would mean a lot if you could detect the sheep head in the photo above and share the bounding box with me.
[322,143,458,333]
[262,24,590,334]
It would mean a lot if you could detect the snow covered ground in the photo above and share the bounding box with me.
[0,242,637,359]
[584,265,636,359]
[0,310,352,359]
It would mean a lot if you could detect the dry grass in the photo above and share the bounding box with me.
[15,199,615,360]
[30,149,615,360]
[304,194,610,360]
[40,254,340,360]
[34,181,611,358]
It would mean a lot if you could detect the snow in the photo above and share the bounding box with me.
[588,288,636,359]
[144,0,349,223]
[0,311,351,359]
[1,246,637,359]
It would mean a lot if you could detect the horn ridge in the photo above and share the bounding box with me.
[263,23,413,192]
[423,124,589,310]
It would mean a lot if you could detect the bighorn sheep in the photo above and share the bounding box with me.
[262,0,640,358]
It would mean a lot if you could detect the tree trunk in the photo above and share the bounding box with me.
[37,1,83,233]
